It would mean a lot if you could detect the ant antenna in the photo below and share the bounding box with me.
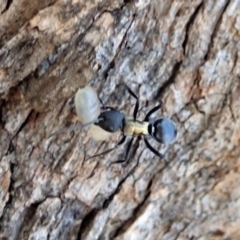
[50,118,104,137]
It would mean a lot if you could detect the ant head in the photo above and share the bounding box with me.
[148,118,177,145]
[95,110,125,133]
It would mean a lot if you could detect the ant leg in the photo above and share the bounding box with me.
[144,101,163,121]
[99,97,105,109]
[123,84,139,120]
[144,137,164,158]
[99,97,117,111]
[110,137,134,164]
[99,97,119,112]
[87,135,126,160]
[99,97,111,110]
[124,137,134,161]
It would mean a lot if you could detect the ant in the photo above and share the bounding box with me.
[51,84,177,162]
[78,84,177,161]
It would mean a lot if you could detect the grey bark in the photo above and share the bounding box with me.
[0,0,240,239]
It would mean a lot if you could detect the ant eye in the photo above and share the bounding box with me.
[153,118,177,144]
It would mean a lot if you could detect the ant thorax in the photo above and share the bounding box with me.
[124,118,149,136]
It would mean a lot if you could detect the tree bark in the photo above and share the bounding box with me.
[1,0,240,239]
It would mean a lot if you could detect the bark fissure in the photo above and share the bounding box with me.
[155,60,182,100]
[77,208,99,240]
[203,0,231,61]
[182,1,203,55]
[112,179,152,238]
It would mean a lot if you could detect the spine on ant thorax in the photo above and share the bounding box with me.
[124,117,149,136]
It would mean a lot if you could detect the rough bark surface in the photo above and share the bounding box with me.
[0,0,240,239]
